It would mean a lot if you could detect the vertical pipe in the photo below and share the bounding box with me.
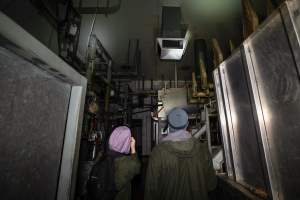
[192,72,197,95]
[205,105,212,154]
[151,79,153,90]
[175,62,178,88]
[142,75,145,91]
[104,60,112,112]
[86,35,97,90]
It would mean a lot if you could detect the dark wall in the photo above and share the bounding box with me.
[0,0,271,81]
[0,0,59,54]
[74,0,245,80]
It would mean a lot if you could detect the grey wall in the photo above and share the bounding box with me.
[1,0,273,81]
[76,0,192,80]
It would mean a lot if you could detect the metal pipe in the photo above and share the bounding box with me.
[205,105,212,154]
[142,75,145,90]
[193,124,207,139]
[76,0,122,15]
[192,72,197,94]
[86,11,98,55]
[199,58,208,89]
[132,109,151,115]
[86,35,97,89]
[175,62,178,88]
[193,91,211,98]
[192,71,210,98]
[104,60,112,112]
[212,38,224,68]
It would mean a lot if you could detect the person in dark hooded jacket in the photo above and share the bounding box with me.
[145,108,217,200]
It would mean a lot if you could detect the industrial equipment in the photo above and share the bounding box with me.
[156,6,191,60]
[214,1,300,199]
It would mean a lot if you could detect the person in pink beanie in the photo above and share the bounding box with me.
[109,126,141,200]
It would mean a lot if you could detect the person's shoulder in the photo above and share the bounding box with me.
[115,154,139,168]
[149,142,170,157]
[189,138,209,152]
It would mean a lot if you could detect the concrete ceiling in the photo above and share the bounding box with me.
[75,0,270,80]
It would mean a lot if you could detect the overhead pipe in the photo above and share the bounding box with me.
[192,72,210,98]
[242,0,259,39]
[266,0,275,16]
[199,58,208,89]
[193,125,207,139]
[229,40,235,53]
[191,39,210,98]
[212,38,224,68]
[76,0,122,14]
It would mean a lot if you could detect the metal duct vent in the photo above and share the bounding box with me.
[157,6,190,60]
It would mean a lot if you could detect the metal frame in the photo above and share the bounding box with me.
[243,41,279,200]
[219,58,242,184]
[281,0,300,77]
[218,47,270,194]
[213,69,234,178]
[0,12,87,200]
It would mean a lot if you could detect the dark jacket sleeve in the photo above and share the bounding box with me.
[144,147,161,200]
[115,154,141,191]
[202,143,217,192]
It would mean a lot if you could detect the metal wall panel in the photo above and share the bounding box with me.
[0,48,71,200]
[213,69,234,178]
[0,12,87,200]
[243,2,300,199]
[219,50,269,192]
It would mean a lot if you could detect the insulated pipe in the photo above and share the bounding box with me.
[194,39,208,89]
[193,91,211,98]
[193,124,207,139]
[266,0,275,16]
[229,40,235,53]
[199,58,208,89]
[192,72,197,94]
[242,0,259,39]
[86,35,97,89]
[192,72,210,98]
[192,71,210,97]
[212,38,224,68]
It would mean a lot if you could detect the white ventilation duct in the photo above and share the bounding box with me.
[156,6,191,60]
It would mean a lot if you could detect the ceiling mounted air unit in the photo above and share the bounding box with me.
[157,6,191,60]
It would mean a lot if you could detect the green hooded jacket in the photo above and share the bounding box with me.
[114,154,141,200]
[145,138,217,200]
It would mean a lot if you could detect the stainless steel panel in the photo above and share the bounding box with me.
[0,12,87,200]
[281,0,300,76]
[213,69,234,178]
[243,1,300,199]
[219,50,268,192]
